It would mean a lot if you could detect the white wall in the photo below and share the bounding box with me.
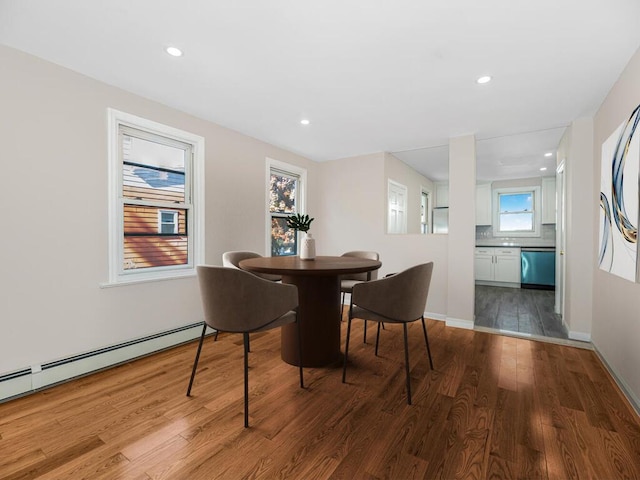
[591,46,640,403]
[313,153,448,317]
[447,135,476,326]
[0,45,316,375]
[560,118,595,340]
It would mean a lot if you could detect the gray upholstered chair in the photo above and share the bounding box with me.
[222,250,282,282]
[187,266,304,428]
[340,251,380,342]
[219,251,281,344]
[342,262,434,405]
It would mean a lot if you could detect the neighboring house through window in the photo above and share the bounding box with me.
[267,158,306,256]
[107,109,204,284]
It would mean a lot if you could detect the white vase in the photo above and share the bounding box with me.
[300,232,316,260]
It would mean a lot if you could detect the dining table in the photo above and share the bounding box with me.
[239,255,381,367]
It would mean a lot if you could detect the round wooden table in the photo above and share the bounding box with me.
[239,255,381,367]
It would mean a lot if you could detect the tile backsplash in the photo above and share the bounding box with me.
[476,224,556,242]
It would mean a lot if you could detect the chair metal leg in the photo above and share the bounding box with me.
[364,320,367,344]
[214,329,219,341]
[342,316,353,383]
[297,318,304,388]
[341,292,346,319]
[421,316,434,370]
[186,323,208,396]
[243,332,250,428]
[375,322,381,356]
[403,323,412,405]
[247,334,251,353]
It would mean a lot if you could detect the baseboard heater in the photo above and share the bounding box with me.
[0,322,211,403]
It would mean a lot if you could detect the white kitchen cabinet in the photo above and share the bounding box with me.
[435,183,449,208]
[475,183,492,226]
[474,247,494,281]
[475,247,521,285]
[541,176,556,224]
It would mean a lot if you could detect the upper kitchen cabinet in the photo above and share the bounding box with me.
[435,182,449,208]
[476,183,492,225]
[541,176,556,224]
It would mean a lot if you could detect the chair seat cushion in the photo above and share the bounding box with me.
[253,310,297,332]
[340,279,363,293]
[350,306,418,324]
[256,272,282,282]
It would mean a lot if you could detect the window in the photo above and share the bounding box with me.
[420,189,431,234]
[158,210,179,234]
[493,186,541,237]
[267,159,306,256]
[107,109,204,284]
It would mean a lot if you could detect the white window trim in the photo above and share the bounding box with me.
[420,186,432,234]
[266,158,307,256]
[104,108,205,286]
[492,186,541,238]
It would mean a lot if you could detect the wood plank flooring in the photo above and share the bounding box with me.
[1,320,639,479]
[475,285,568,340]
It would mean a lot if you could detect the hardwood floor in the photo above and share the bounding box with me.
[2,320,640,479]
[475,285,568,340]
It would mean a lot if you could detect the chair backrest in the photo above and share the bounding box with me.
[352,262,434,322]
[222,250,281,281]
[197,266,297,333]
[340,251,380,281]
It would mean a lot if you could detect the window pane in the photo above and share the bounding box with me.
[269,173,297,214]
[499,193,532,213]
[499,212,533,231]
[161,212,175,223]
[123,135,186,203]
[271,217,297,256]
[123,206,187,270]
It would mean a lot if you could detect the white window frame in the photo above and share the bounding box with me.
[106,109,205,286]
[158,210,179,234]
[266,158,307,256]
[492,186,541,238]
[420,187,432,234]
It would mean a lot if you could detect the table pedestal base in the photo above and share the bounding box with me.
[281,274,341,367]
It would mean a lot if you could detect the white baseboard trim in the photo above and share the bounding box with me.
[445,317,474,330]
[0,323,207,403]
[568,330,591,342]
[425,311,446,321]
[592,342,640,417]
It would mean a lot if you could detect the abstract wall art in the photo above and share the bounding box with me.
[599,104,640,282]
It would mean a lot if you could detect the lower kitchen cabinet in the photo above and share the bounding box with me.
[474,247,521,285]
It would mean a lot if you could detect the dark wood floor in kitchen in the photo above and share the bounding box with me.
[475,285,568,339]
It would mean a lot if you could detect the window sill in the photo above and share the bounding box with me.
[100,269,197,288]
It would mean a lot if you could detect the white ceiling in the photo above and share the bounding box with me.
[1,0,639,180]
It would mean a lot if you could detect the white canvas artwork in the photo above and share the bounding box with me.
[599,105,640,282]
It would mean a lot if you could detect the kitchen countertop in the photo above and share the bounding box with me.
[475,239,556,248]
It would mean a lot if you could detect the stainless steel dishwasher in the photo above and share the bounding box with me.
[521,248,556,289]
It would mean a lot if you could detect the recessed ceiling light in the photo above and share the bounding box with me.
[166,46,183,57]
[540,167,547,171]
[300,119,310,125]
[544,152,553,157]
[476,75,492,84]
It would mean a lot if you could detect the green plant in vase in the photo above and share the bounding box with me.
[286,213,314,232]
[286,214,316,259]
